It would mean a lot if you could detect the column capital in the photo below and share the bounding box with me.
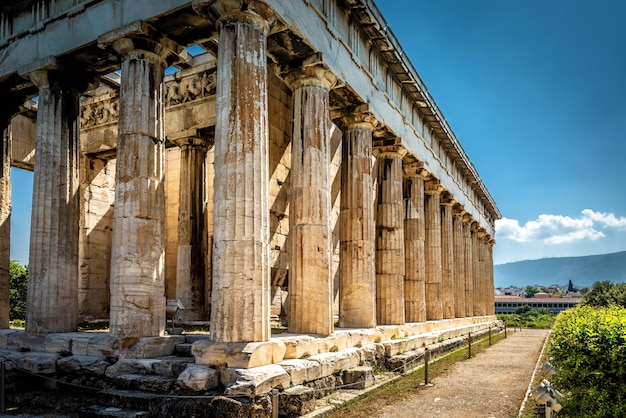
[168,128,214,149]
[19,56,96,93]
[373,144,407,158]
[193,0,275,33]
[98,21,187,68]
[425,179,444,195]
[286,64,337,91]
[440,191,456,206]
[403,161,426,177]
[462,213,475,225]
[453,203,466,216]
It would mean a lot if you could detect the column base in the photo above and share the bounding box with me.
[192,340,286,368]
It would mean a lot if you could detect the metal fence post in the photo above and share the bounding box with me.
[467,332,472,358]
[272,389,279,418]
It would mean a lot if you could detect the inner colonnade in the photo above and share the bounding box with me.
[0,0,499,357]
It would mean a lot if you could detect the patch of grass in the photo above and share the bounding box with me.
[327,332,506,418]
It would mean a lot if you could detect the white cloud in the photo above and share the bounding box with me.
[495,209,626,244]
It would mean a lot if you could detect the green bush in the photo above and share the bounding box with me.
[9,260,28,321]
[548,305,626,417]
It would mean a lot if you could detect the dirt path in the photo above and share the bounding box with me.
[375,328,550,418]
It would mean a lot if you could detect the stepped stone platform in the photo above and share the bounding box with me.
[0,316,500,417]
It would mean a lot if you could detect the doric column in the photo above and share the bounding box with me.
[193,3,273,343]
[99,24,183,338]
[287,65,335,336]
[0,122,10,328]
[172,132,212,322]
[472,224,483,316]
[337,113,376,328]
[487,238,495,315]
[477,230,488,316]
[424,180,443,320]
[440,195,455,319]
[463,215,474,317]
[452,206,466,318]
[403,164,426,323]
[375,146,405,325]
[25,68,81,333]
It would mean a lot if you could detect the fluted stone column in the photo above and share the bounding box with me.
[173,133,211,322]
[463,215,474,317]
[105,37,171,338]
[403,165,426,323]
[424,181,443,320]
[337,114,376,328]
[26,69,81,333]
[288,66,335,336]
[208,6,271,343]
[0,123,10,328]
[441,197,455,319]
[487,238,495,315]
[477,231,487,316]
[375,148,405,325]
[472,224,483,316]
[453,208,466,318]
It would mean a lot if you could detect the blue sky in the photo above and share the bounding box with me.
[9,0,626,266]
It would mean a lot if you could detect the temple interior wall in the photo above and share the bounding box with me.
[78,155,115,320]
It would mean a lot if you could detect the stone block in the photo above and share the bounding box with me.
[121,336,186,359]
[43,333,74,354]
[359,343,386,369]
[192,340,286,369]
[0,329,20,349]
[176,364,219,391]
[105,359,159,378]
[279,385,317,417]
[114,374,176,393]
[308,348,361,377]
[210,396,271,418]
[277,335,319,359]
[385,349,425,373]
[19,352,60,374]
[278,359,322,386]
[342,366,374,390]
[7,332,45,352]
[221,364,291,398]
[69,333,118,357]
[383,338,408,357]
[56,355,110,375]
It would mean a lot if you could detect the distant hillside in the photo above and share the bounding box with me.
[494,251,626,288]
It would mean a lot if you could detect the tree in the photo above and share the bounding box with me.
[582,281,626,308]
[9,260,28,321]
[524,285,539,298]
[515,304,532,315]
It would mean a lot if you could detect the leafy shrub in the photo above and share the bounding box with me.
[9,260,28,321]
[549,305,626,417]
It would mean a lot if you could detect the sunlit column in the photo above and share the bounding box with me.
[288,65,335,336]
[375,147,405,325]
[441,196,455,319]
[425,181,443,320]
[403,165,427,323]
[204,4,272,342]
[463,215,474,317]
[452,207,466,317]
[25,69,81,333]
[337,113,377,328]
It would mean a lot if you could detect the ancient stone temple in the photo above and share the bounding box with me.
[0,0,501,413]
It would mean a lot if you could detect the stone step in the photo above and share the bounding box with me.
[96,388,215,416]
[174,343,193,357]
[80,404,150,417]
[112,374,177,393]
[105,356,194,378]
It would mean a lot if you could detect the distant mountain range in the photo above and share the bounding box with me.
[494,251,626,288]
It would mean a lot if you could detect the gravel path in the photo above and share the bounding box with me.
[376,328,550,418]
